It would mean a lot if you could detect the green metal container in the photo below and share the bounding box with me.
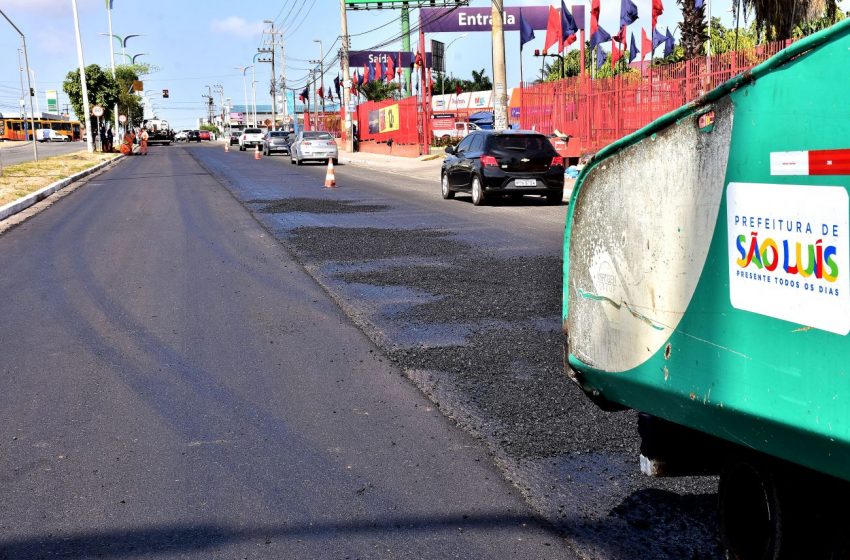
[564,20,850,482]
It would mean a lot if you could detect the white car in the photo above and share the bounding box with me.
[174,130,189,142]
[289,131,338,165]
[239,127,264,151]
[35,129,70,142]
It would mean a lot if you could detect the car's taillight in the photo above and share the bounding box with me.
[551,156,564,167]
[480,155,498,167]
[303,141,312,146]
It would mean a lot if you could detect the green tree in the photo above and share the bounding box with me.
[732,0,839,40]
[358,80,400,102]
[63,64,119,129]
[114,64,144,128]
[469,68,492,90]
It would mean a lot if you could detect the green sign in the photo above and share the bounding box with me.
[46,90,58,114]
[345,0,468,9]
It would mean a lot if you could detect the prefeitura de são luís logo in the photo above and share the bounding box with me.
[727,182,850,335]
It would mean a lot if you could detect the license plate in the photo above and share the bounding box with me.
[514,179,537,187]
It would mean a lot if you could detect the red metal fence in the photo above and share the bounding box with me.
[355,96,421,148]
[521,39,792,158]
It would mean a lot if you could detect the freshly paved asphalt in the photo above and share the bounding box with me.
[0,146,576,558]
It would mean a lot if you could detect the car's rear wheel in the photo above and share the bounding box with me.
[546,190,564,205]
[471,175,486,206]
[441,173,454,199]
[332,158,338,166]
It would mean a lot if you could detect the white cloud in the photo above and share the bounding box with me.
[210,16,264,39]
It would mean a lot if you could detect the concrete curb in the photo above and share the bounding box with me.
[0,154,124,222]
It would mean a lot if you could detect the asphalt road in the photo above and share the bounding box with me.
[188,143,722,559]
[0,140,86,165]
[0,146,573,559]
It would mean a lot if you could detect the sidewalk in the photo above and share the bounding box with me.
[339,150,443,183]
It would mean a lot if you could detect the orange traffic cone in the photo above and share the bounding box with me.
[254,145,261,160]
[324,159,336,188]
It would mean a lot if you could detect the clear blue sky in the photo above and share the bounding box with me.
[0,0,845,129]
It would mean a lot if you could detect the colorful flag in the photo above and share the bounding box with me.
[386,55,395,80]
[611,40,621,67]
[613,25,627,44]
[596,45,607,69]
[105,0,113,8]
[560,1,578,50]
[652,27,666,49]
[652,0,664,30]
[620,0,639,28]
[590,26,612,50]
[317,86,324,99]
[375,60,382,81]
[300,87,309,102]
[664,27,675,57]
[520,9,536,51]
[641,28,652,60]
[629,32,639,62]
[334,75,340,99]
[590,0,601,35]
[544,5,561,53]
[363,63,371,83]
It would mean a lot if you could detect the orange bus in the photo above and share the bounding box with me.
[0,118,82,141]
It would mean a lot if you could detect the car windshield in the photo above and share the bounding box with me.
[269,132,287,137]
[303,132,333,140]
[232,131,242,136]
[245,128,262,134]
[488,134,556,155]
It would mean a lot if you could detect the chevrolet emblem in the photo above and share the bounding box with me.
[521,158,530,162]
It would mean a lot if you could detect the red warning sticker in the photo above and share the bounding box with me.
[771,149,850,176]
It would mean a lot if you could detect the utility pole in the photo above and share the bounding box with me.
[401,4,411,96]
[203,86,214,125]
[339,0,353,151]
[491,0,508,130]
[213,83,224,130]
[258,21,278,130]
[106,2,119,135]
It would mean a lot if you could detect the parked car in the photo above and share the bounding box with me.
[198,130,211,141]
[262,131,290,156]
[441,130,564,206]
[229,131,242,145]
[35,129,70,142]
[186,130,201,143]
[289,131,338,165]
[239,127,264,151]
[174,130,189,142]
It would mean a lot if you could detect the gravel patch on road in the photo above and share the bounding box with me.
[289,226,467,262]
[389,324,634,460]
[246,197,390,214]
[340,255,561,323]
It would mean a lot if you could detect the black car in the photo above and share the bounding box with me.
[262,130,290,156]
[229,131,242,145]
[187,130,201,143]
[441,130,564,206]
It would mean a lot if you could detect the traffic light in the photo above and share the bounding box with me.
[162,89,169,98]
[534,49,541,57]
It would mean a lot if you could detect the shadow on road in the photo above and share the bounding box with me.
[0,513,551,559]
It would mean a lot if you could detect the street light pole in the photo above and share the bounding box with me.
[106,3,118,135]
[339,0,353,152]
[1,9,38,160]
[70,0,94,153]
[235,66,251,128]
[442,34,468,98]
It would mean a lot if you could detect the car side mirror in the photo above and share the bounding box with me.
[445,146,454,155]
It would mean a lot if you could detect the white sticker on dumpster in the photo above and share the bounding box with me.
[727,182,850,335]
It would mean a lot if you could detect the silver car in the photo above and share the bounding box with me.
[290,131,338,165]
[262,130,290,156]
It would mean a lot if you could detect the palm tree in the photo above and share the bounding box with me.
[733,0,838,40]
[677,0,709,58]
[358,80,400,102]
[470,69,492,91]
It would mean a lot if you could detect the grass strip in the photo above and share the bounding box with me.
[0,150,118,206]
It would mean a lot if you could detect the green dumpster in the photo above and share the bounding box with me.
[564,16,850,489]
